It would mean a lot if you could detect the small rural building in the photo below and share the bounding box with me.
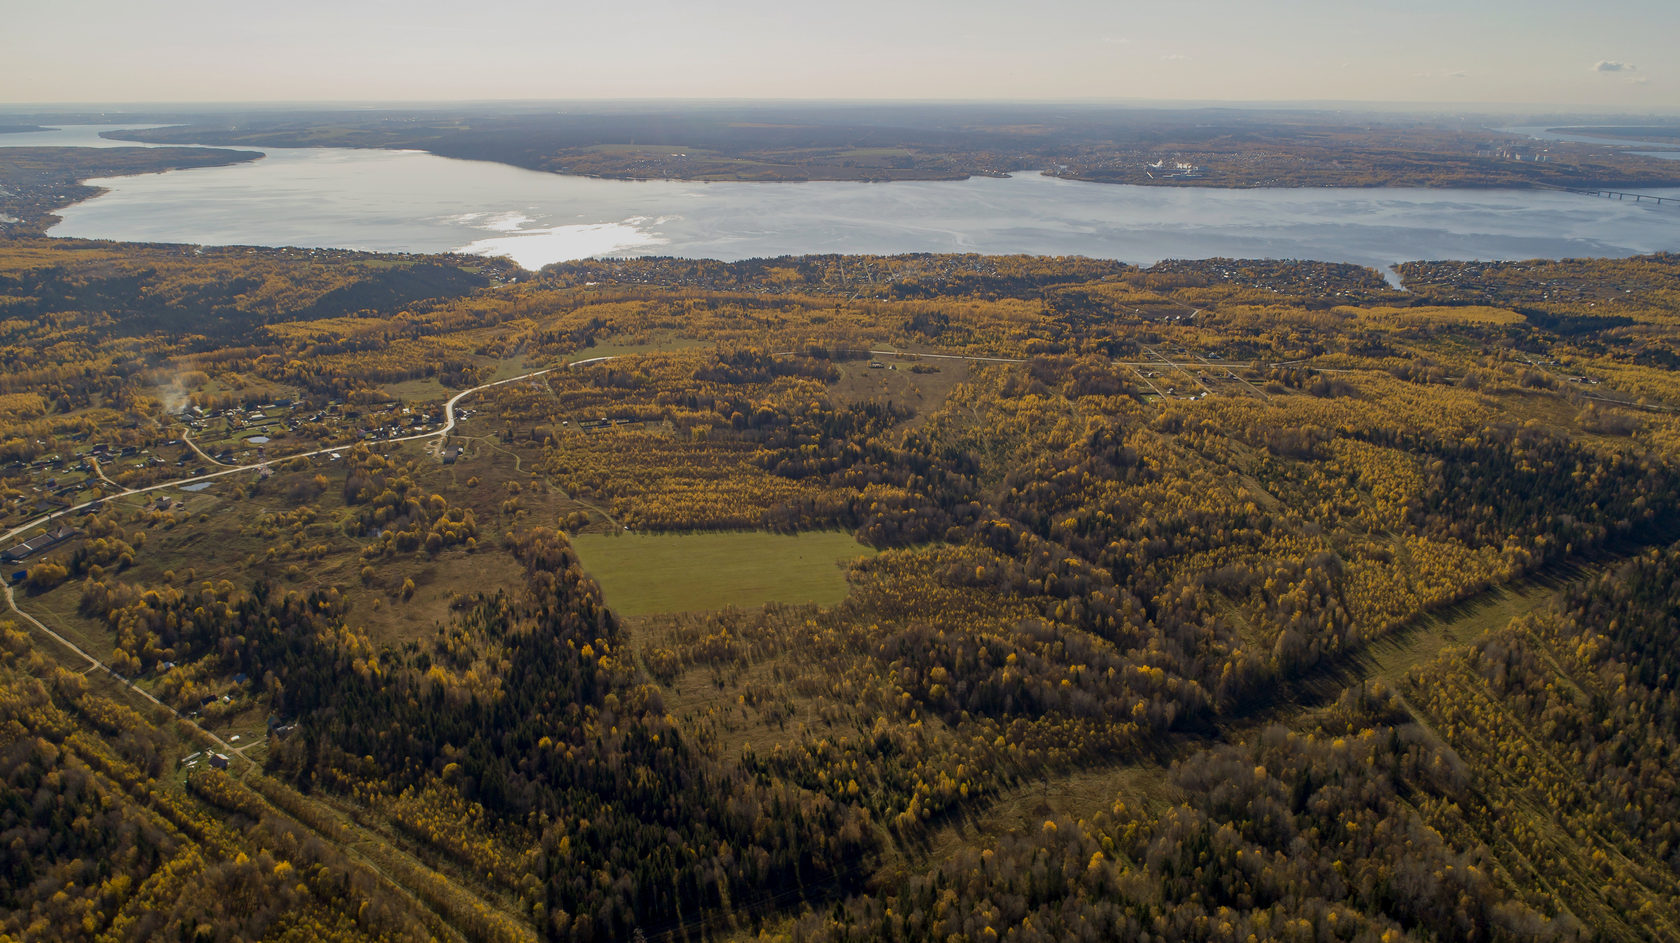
[0,526,76,563]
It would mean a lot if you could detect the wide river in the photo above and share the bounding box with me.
[6,124,1679,279]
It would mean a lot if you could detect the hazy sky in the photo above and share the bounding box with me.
[5,0,1677,108]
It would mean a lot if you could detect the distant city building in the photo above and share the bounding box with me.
[1146,159,1203,178]
[1484,144,1552,162]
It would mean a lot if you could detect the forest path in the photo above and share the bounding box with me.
[3,579,243,760]
[907,552,1608,878]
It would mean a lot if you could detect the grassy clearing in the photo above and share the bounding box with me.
[1340,304,1526,329]
[827,356,973,426]
[382,376,450,401]
[572,530,873,616]
[1363,580,1558,687]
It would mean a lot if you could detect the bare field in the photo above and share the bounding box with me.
[827,355,973,425]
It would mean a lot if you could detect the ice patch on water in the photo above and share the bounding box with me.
[480,211,535,232]
[454,218,670,269]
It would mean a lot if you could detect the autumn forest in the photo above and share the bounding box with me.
[2,234,1679,942]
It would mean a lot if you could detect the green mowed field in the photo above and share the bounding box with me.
[571,530,873,615]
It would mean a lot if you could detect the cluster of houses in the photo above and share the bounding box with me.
[576,416,643,432]
[353,405,445,442]
[1416,262,1632,303]
[3,393,455,533]
[185,399,294,424]
[184,401,296,458]
[180,398,446,464]
[1516,352,1603,386]
[0,440,192,527]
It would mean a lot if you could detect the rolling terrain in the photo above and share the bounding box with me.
[31,103,1680,189]
[2,236,1679,941]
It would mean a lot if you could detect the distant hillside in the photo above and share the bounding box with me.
[93,104,1680,189]
[1553,124,1680,141]
[0,145,262,232]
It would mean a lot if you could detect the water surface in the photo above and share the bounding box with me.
[1504,124,1680,156]
[6,125,1678,275]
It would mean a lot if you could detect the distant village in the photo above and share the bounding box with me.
[1144,159,1204,179]
[0,395,448,547]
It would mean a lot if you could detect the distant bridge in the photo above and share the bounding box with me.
[1538,183,1679,206]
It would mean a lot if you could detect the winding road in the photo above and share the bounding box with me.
[0,362,600,755]
[180,428,231,468]
[1,363,570,548]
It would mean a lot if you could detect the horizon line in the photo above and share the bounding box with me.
[2,97,1679,116]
